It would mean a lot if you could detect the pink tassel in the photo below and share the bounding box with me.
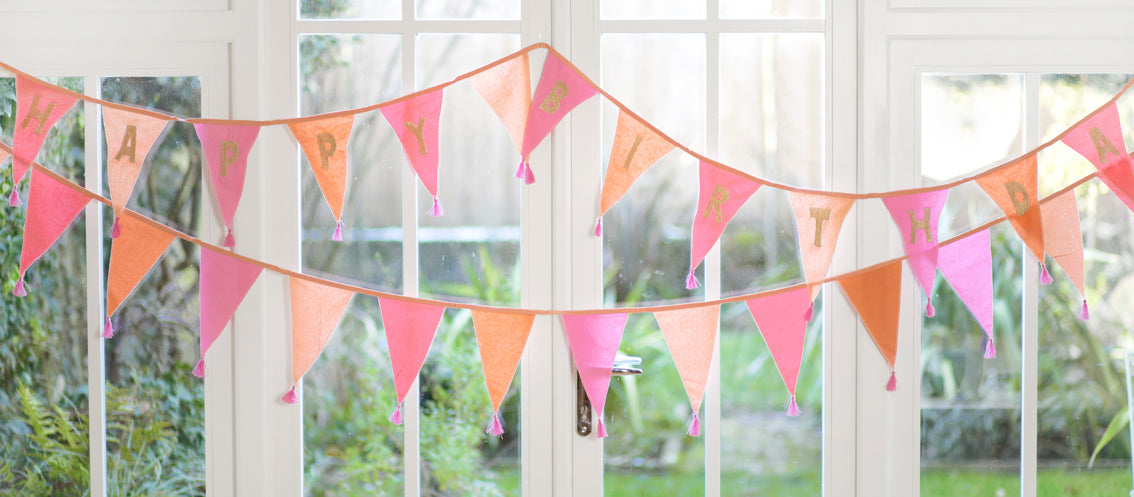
[332,219,344,242]
[595,416,608,438]
[523,162,536,184]
[428,196,444,217]
[685,270,700,290]
[282,386,298,404]
[1039,265,1054,285]
[12,278,26,297]
[885,371,897,392]
[687,412,701,437]
[102,317,114,339]
[984,338,996,359]
[514,158,527,179]
[223,228,235,249]
[786,396,801,417]
[594,217,602,237]
[192,360,206,378]
[109,218,122,239]
[1079,300,1090,321]
[486,411,505,436]
[388,403,404,425]
[8,189,21,207]
[804,301,814,322]
[925,301,935,317]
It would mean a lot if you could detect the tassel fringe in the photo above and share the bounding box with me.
[428,196,444,217]
[223,228,235,249]
[786,396,801,417]
[687,412,701,437]
[282,386,298,404]
[984,339,996,359]
[595,417,608,438]
[109,218,122,239]
[486,411,505,437]
[925,301,935,317]
[332,219,344,242]
[804,302,815,322]
[192,360,206,378]
[102,317,114,339]
[885,371,897,392]
[389,403,404,425]
[1079,300,1090,321]
[594,217,602,237]
[8,189,21,207]
[13,278,26,297]
[685,270,700,290]
[1039,265,1054,285]
[515,158,535,184]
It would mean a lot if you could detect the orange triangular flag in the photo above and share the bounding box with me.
[283,277,355,403]
[287,114,354,239]
[655,305,719,415]
[594,110,676,235]
[103,107,171,237]
[976,156,1045,265]
[837,261,903,390]
[470,54,531,153]
[104,212,176,338]
[471,309,534,435]
[1041,190,1089,319]
[789,191,855,302]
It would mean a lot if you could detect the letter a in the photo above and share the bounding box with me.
[114,125,138,163]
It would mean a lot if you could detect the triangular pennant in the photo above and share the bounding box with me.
[1061,103,1134,213]
[0,149,10,169]
[14,168,90,295]
[193,123,261,248]
[745,286,811,415]
[515,54,598,183]
[1041,190,1089,319]
[938,230,995,357]
[103,106,171,236]
[104,212,176,337]
[378,297,446,421]
[595,110,676,235]
[469,54,531,153]
[287,114,354,238]
[380,89,445,216]
[471,309,535,435]
[838,261,903,390]
[687,162,761,289]
[561,313,628,438]
[789,191,855,301]
[882,188,949,316]
[197,246,263,377]
[284,277,355,403]
[976,156,1044,265]
[655,305,719,434]
[10,76,79,205]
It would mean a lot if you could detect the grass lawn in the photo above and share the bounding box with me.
[922,467,1131,497]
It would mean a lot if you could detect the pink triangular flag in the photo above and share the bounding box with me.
[789,191,855,302]
[14,168,90,296]
[1041,190,1089,319]
[469,54,531,154]
[938,229,995,357]
[284,277,355,403]
[746,286,811,415]
[1061,103,1134,213]
[380,89,445,216]
[882,188,949,316]
[561,313,628,438]
[197,247,263,377]
[515,53,598,184]
[687,162,761,289]
[379,297,445,424]
[655,305,719,435]
[104,212,176,338]
[471,309,535,435]
[10,76,79,206]
[103,107,171,237]
[193,123,260,248]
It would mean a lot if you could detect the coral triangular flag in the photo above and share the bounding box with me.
[287,114,354,235]
[838,261,903,388]
[1061,103,1134,213]
[789,191,855,301]
[882,188,949,316]
[976,156,1044,264]
[1041,190,1089,319]
[14,168,90,296]
[470,53,531,153]
[193,123,261,249]
[197,247,263,377]
[379,298,445,411]
[561,313,628,438]
[745,285,811,412]
[515,53,598,183]
[10,76,79,205]
[938,229,995,357]
[595,110,676,235]
[687,162,761,289]
[105,212,176,334]
[655,305,719,415]
[0,149,10,170]
[284,277,355,402]
[103,106,171,236]
[472,309,534,434]
[380,89,445,216]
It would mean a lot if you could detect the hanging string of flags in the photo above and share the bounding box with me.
[0,42,1121,440]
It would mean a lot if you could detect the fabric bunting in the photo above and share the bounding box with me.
[10,76,79,207]
[838,261,903,391]
[103,107,170,239]
[1041,190,1089,320]
[380,89,446,217]
[654,305,719,435]
[0,149,10,171]
[882,188,949,316]
[287,114,355,239]
[789,191,855,318]
[561,313,628,438]
[745,285,811,416]
[1062,103,1134,213]
[283,277,355,404]
[976,155,1047,281]
[516,53,598,184]
[198,247,263,378]
[471,310,535,436]
[470,53,531,154]
[594,110,676,236]
[687,161,761,289]
[194,123,260,249]
[104,212,176,338]
[938,229,995,357]
[14,168,91,297]
[378,297,446,425]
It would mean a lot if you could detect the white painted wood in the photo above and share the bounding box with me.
[85,75,108,497]
[1020,71,1041,497]
[297,19,522,34]
[401,16,423,497]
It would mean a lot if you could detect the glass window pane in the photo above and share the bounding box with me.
[300,0,399,20]
[720,0,823,20]
[601,0,706,21]
[416,0,519,20]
